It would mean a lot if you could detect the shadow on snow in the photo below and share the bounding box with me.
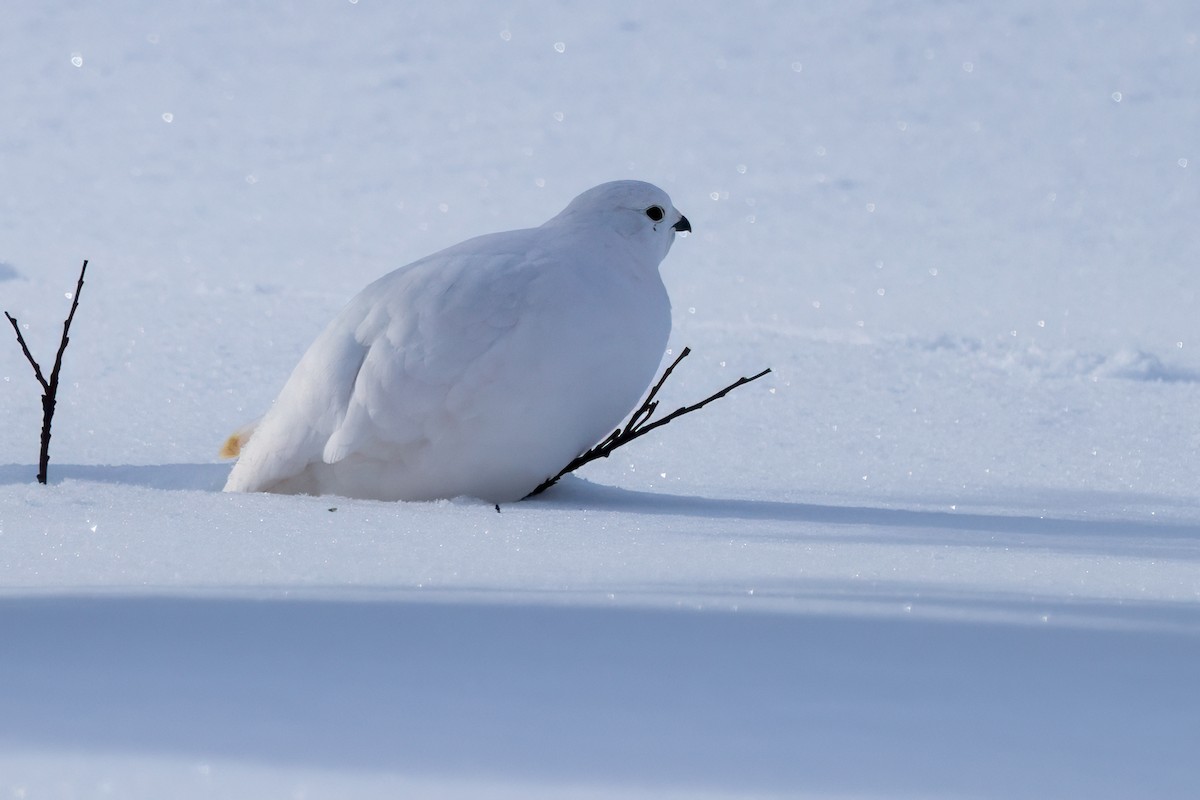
[0,594,1196,798]
[536,478,1200,543]
[0,462,229,492]
[4,464,1198,546]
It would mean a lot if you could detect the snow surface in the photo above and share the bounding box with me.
[2,1,1199,798]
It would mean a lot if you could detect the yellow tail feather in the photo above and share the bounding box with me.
[219,432,245,459]
[219,418,260,459]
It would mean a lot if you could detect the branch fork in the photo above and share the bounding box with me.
[5,259,89,484]
[528,347,772,497]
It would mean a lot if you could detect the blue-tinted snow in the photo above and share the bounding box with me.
[1,2,1198,798]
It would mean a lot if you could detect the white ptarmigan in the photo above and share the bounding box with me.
[222,180,690,502]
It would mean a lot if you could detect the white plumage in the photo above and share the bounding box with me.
[222,180,690,502]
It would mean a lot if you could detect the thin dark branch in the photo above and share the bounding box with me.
[4,311,50,391]
[622,346,689,435]
[4,259,89,484]
[48,260,89,397]
[605,366,773,450]
[526,348,772,498]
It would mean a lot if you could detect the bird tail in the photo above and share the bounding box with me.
[219,418,261,459]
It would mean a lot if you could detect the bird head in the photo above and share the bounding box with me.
[548,180,690,264]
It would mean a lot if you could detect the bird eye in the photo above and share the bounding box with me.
[645,205,665,222]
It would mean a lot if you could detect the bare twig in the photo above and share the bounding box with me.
[4,259,89,484]
[527,347,772,497]
[5,314,50,390]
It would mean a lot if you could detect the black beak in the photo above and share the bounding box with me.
[672,215,692,233]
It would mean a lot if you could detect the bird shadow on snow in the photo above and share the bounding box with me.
[3,463,1197,546]
[0,593,1196,799]
[537,477,1200,544]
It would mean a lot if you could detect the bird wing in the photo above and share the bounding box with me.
[221,315,370,493]
[225,226,568,495]
[321,241,537,465]
[228,241,533,493]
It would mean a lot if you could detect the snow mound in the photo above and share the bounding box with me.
[910,335,1200,383]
